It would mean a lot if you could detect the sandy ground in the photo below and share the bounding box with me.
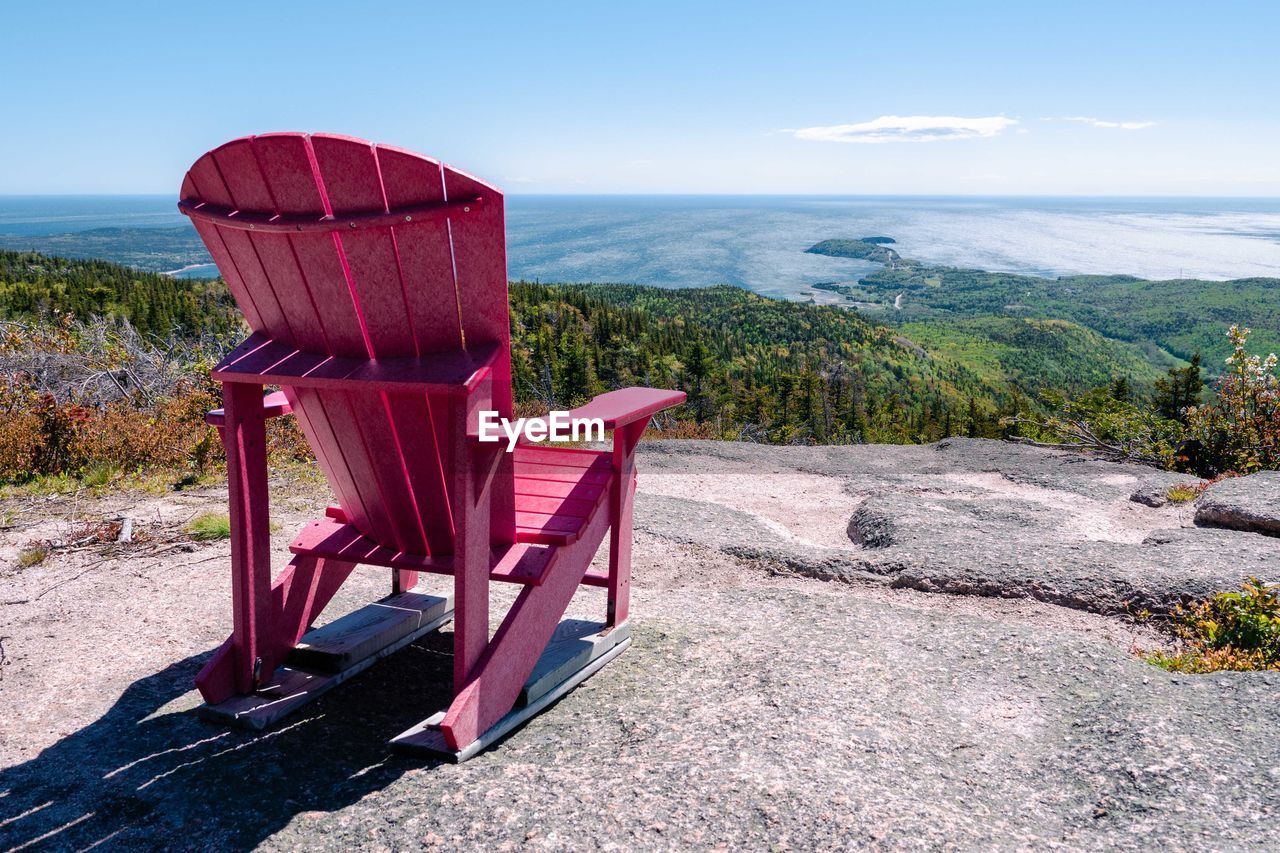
[1,441,1278,850]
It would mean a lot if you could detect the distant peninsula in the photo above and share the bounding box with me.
[802,234,1280,370]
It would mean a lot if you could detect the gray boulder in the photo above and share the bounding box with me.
[1196,471,1280,537]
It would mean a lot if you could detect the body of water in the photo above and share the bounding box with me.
[0,196,191,236]
[3,195,1280,299]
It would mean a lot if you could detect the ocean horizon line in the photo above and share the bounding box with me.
[4,192,1280,202]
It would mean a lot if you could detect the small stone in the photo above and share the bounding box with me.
[1130,485,1169,507]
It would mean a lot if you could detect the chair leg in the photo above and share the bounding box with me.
[203,383,357,705]
[446,395,500,692]
[607,419,648,627]
[393,569,419,594]
[438,507,611,751]
[274,556,358,649]
[196,554,357,704]
[221,382,274,695]
[606,481,634,627]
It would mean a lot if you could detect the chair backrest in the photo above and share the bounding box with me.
[181,132,511,556]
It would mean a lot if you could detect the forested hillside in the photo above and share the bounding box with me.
[1,251,1028,445]
[508,283,1018,442]
[0,250,237,337]
[853,262,1280,369]
[2,249,1275,484]
[896,316,1167,395]
[4,247,1247,452]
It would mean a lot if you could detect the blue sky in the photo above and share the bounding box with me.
[3,1,1278,195]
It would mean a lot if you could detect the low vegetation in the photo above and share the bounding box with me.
[1147,578,1280,673]
[17,544,50,568]
[186,512,232,541]
[0,313,311,489]
[1010,326,1279,476]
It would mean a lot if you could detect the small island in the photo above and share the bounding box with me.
[806,238,906,266]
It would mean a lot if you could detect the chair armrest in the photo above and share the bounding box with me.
[206,390,293,427]
[566,387,686,430]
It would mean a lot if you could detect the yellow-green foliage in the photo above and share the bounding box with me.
[899,316,1164,395]
[80,463,119,489]
[1148,578,1280,673]
[186,512,231,541]
[1165,483,1198,503]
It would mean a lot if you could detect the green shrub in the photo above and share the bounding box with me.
[1008,325,1280,477]
[1006,386,1183,468]
[1183,325,1280,475]
[80,462,119,488]
[1148,578,1280,672]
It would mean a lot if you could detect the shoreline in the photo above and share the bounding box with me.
[161,262,219,277]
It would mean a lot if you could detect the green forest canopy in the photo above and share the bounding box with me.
[3,247,1269,445]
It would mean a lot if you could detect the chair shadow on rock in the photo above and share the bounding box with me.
[0,633,456,851]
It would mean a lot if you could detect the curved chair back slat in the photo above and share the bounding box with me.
[181,132,513,556]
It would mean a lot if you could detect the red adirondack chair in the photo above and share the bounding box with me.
[178,132,684,761]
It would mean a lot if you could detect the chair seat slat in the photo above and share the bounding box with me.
[513,461,613,485]
[290,519,555,585]
[212,333,499,394]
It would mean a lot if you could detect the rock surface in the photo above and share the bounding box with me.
[1195,470,1280,537]
[1,438,1278,849]
[1129,484,1170,507]
[636,438,1280,615]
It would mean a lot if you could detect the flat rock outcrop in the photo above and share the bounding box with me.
[1195,470,1280,537]
[636,438,1280,615]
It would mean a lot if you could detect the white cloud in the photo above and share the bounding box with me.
[792,115,1019,144]
[1056,116,1156,130]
